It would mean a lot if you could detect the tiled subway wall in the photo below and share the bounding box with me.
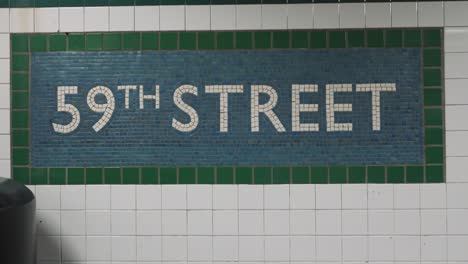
[0,1,468,263]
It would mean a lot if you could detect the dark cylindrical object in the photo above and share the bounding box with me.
[0,177,36,264]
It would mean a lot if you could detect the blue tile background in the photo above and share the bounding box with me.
[31,49,423,167]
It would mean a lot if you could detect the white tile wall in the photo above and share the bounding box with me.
[34,8,59,32]
[186,5,210,31]
[84,7,109,32]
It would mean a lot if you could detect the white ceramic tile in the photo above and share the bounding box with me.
[342,184,367,209]
[394,184,420,209]
[35,8,59,32]
[213,185,237,209]
[239,236,264,261]
[239,210,263,235]
[313,3,338,29]
[342,210,367,235]
[445,27,468,53]
[162,185,186,209]
[290,184,315,209]
[316,210,341,235]
[368,210,394,235]
[290,210,315,235]
[137,236,162,261]
[111,210,136,235]
[287,4,313,29]
[0,9,9,33]
[446,53,468,79]
[136,210,161,235]
[86,185,110,210]
[446,105,468,130]
[213,210,238,235]
[368,184,393,209]
[265,236,289,261]
[61,210,86,235]
[86,210,111,236]
[186,5,210,31]
[421,184,446,209]
[10,8,34,33]
[136,185,161,210]
[418,1,443,27]
[447,131,468,156]
[448,235,468,261]
[238,185,263,209]
[188,210,212,235]
[0,84,10,109]
[87,236,111,261]
[365,3,390,28]
[445,1,468,26]
[368,236,394,261]
[37,236,61,260]
[290,236,315,261]
[61,236,86,261]
[36,210,61,235]
[0,109,9,135]
[446,79,468,105]
[0,135,9,159]
[391,2,417,27]
[135,6,159,31]
[160,5,185,31]
[213,236,238,261]
[262,4,287,30]
[421,235,447,261]
[448,209,468,234]
[235,4,261,30]
[343,236,367,261]
[162,210,187,235]
[60,7,84,32]
[36,186,61,210]
[265,210,289,235]
[447,183,468,208]
[211,5,235,30]
[188,236,212,261]
[111,236,136,261]
[316,236,341,261]
[111,185,135,210]
[394,235,420,261]
[162,236,187,261]
[316,184,341,209]
[395,210,420,235]
[0,160,11,178]
[447,157,468,182]
[61,185,85,210]
[0,59,10,83]
[110,6,134,31]
[84,7,109,32]
[187,185,212,209]
[264,185,289,209]
[339,3,365,29]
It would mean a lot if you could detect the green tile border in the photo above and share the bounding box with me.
[10,28,445,185]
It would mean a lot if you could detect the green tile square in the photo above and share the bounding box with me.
[273,31,289,49]
[217,32,234,49]
[13,167,30,185]
[235,167,252,184]
[60,0,85,6]
[179,32,196,50]
[141,167,158,184]
[386,29,402,48]
[160,167,177,184]
[187,0,209,4]
[123,167,139,184]
[424,49,441,67]
[217,167,233,184]
[424,69,441,87]
[12,73,29,91]
[12,129,29,147]
[272,167,289,184]
[348,166,366,183]
[426,127,443,145]
[197,167,214,184]
[329,166,346,183]
[236,0,260,3]
[387,166,404,183]
[11,0,34,7]
[292,167,309,184]
[424,29,441,47]
[426,165,444,183]
[406,166,424,183]
[424,89,442,106]
[254,167,271,184]
[179,167,196,184]
[426,146,443,164]
[198,32,215,50]
[135,0,155,4]
[12,148,29,165]
[329,31,345,48]
[68,33,85,51]
[160,32,178,50]
[30,34,47,52]
[86,33,103,51]
[86,168,103,184]
[31,168,48,184]
[404,29,421,47]
[367,166,385,183]
[161,0,184,4]
[309,31,326,48]
[12,54,29,71]
[68,168,85,184]
[291,31,307,49]
[425,108,442,126]
[36,0,59,7]
[85,0,108,5]
[49,168,66,185]
[254,31,271,49]
[211,0,234,3]
[141,32,158,50]
[0,0,8,8]
[236,32,252,49]
[12,34,29,52]
[105,168,121,184]
[109,0,134,5]
[367,30,384,48]
[49,34,67,51]
[12,91,29,109]
[348,30,365,48]
[311,166,328,184]
[103,33,122,50]
[123,32,140,50]
[12,110,29,128]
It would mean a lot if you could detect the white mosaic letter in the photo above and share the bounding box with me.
[52,86,81,134]
[356,83,396,131]
[291,84,319,132]
[87,86,115,132]
[326,84,353,132]
[172,85,199,132]
[117,85,137,109]
[139,85,160,109]
[251,85,286,132]
[205,85,244,132]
